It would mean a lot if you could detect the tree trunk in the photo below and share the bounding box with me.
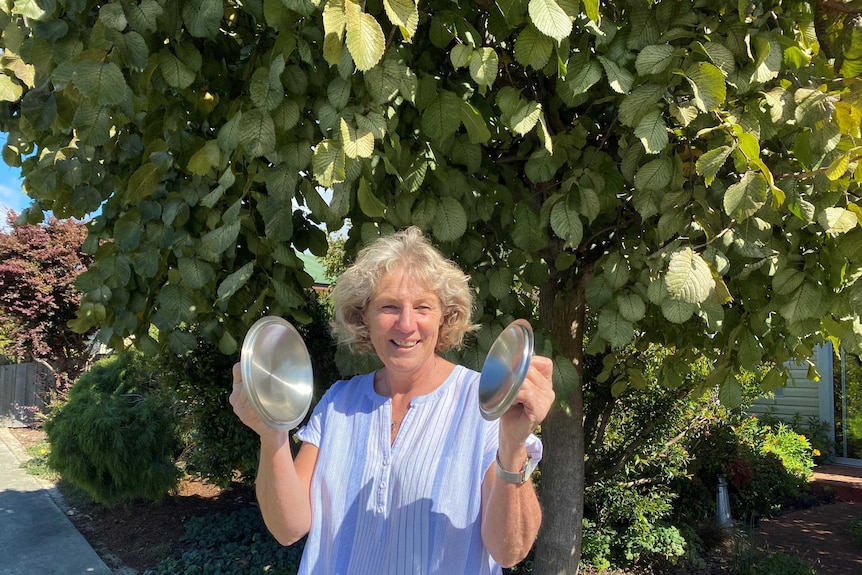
[533,276,587,575]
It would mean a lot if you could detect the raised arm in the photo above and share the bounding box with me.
[480,355,555,567]
[229,363,318,545]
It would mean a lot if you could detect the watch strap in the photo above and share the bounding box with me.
[495,450,536,484]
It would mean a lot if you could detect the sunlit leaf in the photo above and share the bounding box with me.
[528,0,572,42]
[665,247,714,304]
[345,0,385,71]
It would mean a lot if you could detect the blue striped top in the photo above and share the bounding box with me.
[294,365,525,574]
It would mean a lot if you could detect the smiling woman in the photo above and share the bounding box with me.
[229,226,556,574]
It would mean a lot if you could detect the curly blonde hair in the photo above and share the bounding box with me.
[330,227,477,354]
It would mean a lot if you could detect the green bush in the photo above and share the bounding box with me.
[44,349,181,505]
[143,506,304,575]
[157,339,259,487]
[676,415,816,526]
[158,291,340,487]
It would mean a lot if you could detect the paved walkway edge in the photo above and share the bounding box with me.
[0,426,114,575]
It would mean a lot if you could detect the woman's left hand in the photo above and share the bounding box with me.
[498,355,555,455]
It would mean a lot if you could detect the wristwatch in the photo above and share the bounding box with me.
[495,450,538,484]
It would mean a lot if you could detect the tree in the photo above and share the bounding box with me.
[0,212,96,390]
[3,0,862,572]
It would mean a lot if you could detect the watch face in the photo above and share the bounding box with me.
[240,316,314,430]
[478,319,534,421]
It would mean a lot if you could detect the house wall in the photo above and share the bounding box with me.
[749,345,833,425]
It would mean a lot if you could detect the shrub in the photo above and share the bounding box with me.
[676,415,816,526]
[732,547,817,575]
[44,349,181,505]
[143,506,304,575]
[158,290,340,487]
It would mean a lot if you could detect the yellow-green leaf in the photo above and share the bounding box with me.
[345,0,385,71]
[126,163,164,204]
[383,0,418,40]
[357,178,386,217]
[528,0,572,42]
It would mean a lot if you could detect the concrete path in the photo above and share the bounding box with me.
[0,426,112,575]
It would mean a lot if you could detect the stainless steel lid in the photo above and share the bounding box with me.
[478,319,534,421]
[240,316,314,430]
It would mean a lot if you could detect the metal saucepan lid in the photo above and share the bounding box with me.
[240,316,314,430]
[478,319,534,421]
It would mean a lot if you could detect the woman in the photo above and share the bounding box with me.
[230,226,555,574]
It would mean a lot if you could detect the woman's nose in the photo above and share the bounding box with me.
[395,307,415,331]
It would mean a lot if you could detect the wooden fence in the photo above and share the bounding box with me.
[0,362,54,427]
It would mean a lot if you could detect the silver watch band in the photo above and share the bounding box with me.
[495,451,533,484]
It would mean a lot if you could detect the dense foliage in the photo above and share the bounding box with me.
[44,349,182,505]
[143,507,305,575]
[5,0,862,569]
[0,213,94,389]
[158,290,339,487]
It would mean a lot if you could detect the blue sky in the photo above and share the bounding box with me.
[0,132,28,220]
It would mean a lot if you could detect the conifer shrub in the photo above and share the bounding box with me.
[44,349,181,505]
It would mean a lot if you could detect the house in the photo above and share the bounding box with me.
[750,344,862,467]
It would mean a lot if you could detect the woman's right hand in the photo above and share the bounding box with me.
[229,362,284,439]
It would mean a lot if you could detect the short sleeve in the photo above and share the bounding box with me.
[295,388,331,447]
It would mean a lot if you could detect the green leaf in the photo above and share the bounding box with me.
[684,61,726,112]
[583,0,599,22]
[345,0,385,71]
[218,330,238,355]
[618,84,664,127]
[182,0,223,38]
[432,196,468,242]
[665,247,714,304]
[634,109,668,154]
[826,153,850,181]
[313,140,345,187]
[515,25,554,70]
[240,109,276,158]
[550,198,583,248]
[558,54,602,104]
[383,0,418,39]
[126,163,164,204]
[99,3,127,31]
[598,309,635,348]
[469,47,499,89]
[250,58,285,112]
[761,368,787,393]
[158,284,196,322]
[340,118,375,159]
[616,293,646,323]
[702,41,736,76]
[509,101,542,135]
[511,202,546,251]
[724,171,767,221]
[422,91,462,140]
[528,0,572,42]
[459,101,491,144]
[598,56,634,93]
[179,257,215,290]
[0,75,24,102]
[695,145,734,186]
[159,51,195,89]
[451,44,472,68]
[217,111,242,151]
[718,379,742,408]
[751,37,781,83]
[525,148,557,183]
[818,207,859,235]
[358,178,387,218]
[199,220,241,262]
[633,156,672,192]
[73,61,128,105]
[778,282,822,322]
[260,195,294,241]
[488,267,514,300]
[661,299,696,323]
[772,268,806,296]
[635,44,674,76]
[217,262,254,304]
[603,253,630,289]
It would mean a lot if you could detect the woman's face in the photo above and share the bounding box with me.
[363,268,443,376]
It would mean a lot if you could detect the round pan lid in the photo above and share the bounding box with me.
[478,319,534,421]
[240,316,314,430]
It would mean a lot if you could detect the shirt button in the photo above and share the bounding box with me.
[377,507,383,513]
[381,480,387,488]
